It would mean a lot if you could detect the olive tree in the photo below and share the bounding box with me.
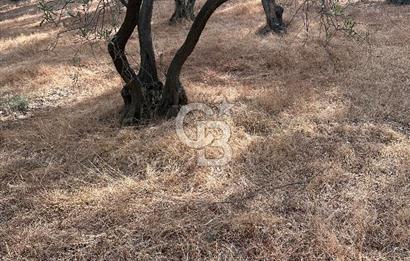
[39,0,357,125]
[110,0,286,124]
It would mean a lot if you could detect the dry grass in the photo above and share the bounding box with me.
[1,0,410,259]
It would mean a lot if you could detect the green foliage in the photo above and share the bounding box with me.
[343,17,356,36]
[38,0,124,40]
[330,3,344,16]
[318,0,365,43]
[38,0,57,26]
[8,96,29,112]
[37,0,365,45]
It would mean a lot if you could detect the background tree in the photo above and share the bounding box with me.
[262,0,285,33]
[170,0,196,23]
[118,0,198,23]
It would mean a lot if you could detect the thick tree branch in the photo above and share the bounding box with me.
[161,0,230,113]
[108,0,141,83]
[167,0,229,80]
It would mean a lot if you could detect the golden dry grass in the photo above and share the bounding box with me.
[0,0,410,259]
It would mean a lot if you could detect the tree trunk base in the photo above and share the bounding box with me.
[121,80,187,125]
[257,23,285,36]
[170,0,196,24]
[158,80,188,118]
[261,0,286,34]
[121,79,164,125]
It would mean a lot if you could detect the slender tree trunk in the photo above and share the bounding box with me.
[135,0,163,121]
[137,0,158,84]
[170,0,196,23]
[159,0,230,117]
[108,0,141,116]
[122,0,164,124]
[109,0,163,124]
[261,0,285,33]
[108,0,141,82]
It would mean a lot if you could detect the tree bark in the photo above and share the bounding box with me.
[137,0,158,84]
[170,0,196,23]
[136,0,163,121]
[108,0,141,83]
[109,0,163,124]
[261,0,285,33]
[159,0,230,117]
[122,0,164,124]
[118,0,128,7]
[108,0,141,116]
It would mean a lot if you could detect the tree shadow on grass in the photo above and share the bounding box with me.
[1,72,409,260]
[0,1,38,22]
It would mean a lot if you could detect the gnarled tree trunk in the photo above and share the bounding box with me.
[170,0,196,23]
[107,0,140,83]
[261,0,285,33]
[108,0,141,119]
[109,0,162,124]
[109,0,232,123]
[109,0,283,123]
[122,0,162,124]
